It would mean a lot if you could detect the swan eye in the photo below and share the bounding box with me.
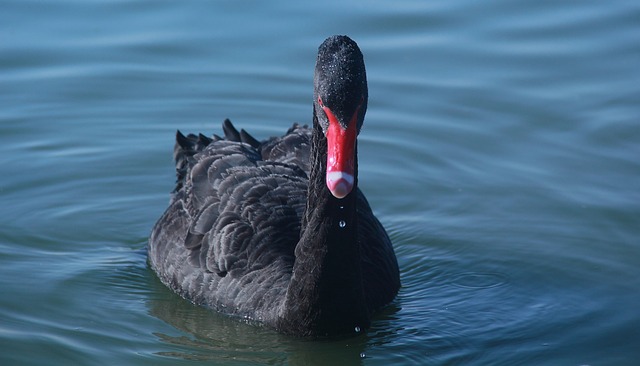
[317,97,324,107]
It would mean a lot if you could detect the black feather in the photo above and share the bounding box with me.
[148,36,399,337]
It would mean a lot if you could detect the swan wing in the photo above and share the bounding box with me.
[160,123,308,279]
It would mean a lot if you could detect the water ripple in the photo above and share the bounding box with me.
[450,272,510,289]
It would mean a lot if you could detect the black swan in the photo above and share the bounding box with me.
[148,35,400,337]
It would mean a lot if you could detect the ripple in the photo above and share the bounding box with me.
[450,272,510,289]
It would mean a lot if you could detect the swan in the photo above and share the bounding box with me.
[148,35,400,337]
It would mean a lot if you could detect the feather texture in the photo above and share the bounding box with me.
[148,36,400,336]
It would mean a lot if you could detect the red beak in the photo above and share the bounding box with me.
[323,105,358,199]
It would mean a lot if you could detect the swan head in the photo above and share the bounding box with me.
[313,35,368,199]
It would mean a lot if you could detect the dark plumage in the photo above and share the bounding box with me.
[148,35,400,337]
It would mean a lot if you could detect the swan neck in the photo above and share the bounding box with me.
[277,114,369,336]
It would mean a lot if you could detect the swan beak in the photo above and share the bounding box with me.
[324,107,358,199]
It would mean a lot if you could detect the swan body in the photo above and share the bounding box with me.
[148,36,400,337]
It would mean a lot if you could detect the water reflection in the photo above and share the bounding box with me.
[147,283,381,366]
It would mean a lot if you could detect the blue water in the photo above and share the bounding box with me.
[2,0,639,365]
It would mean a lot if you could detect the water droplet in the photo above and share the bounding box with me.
[339,206,344,210]
[339,220,346,228]
[359,352,366,359]
[354,326,360,333]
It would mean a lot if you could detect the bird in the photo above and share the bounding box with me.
[148,35,400,337]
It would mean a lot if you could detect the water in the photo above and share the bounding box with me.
[1,0,639,364]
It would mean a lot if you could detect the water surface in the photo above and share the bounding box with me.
[1,0,639,365]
